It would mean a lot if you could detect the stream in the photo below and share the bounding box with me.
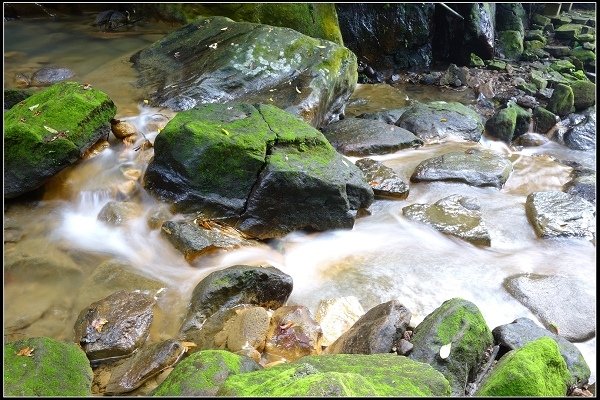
[3,15,596,385]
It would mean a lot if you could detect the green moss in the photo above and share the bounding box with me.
[569,80,596,110]
[524,40,545,50]
[498,30,524,60]
[4,337,93,396]
[469,53,485,67]
[555,23,583,39]
[571,47,596,65]
[550,59,576,73]
[532,106,557,133]
[219,354,451,396]
[517,82,538,95]
[152,350,259,396]
[547,83,574,117]
[532,14,551,27]
[525,29,547,43]
[476,337,570,396]
[486,59,507,71]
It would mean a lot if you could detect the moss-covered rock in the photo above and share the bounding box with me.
[530,70,548,90]
[219,354,451,396]
[485,104,531,142]
[571,46,596,67]
[517,82,538,95]
[4,337,93,396]
[524,40,545,51]
[569,80,596,110]
[547,83,575,117]
[131,16,357,128]
[532,106,558,133]
[575,33,595,42]
[152,350,261,396]
[532,14,551,27]
[486,59,507,71]
[525,29,547,43]
[476,337,570,396]
[555,23,583,40]
[498,30,524,60]
[4,81,116,198]
[496,4,526,35]
[139,3,343,44]
[409,298,494,396]
[550,59,576,73]
[469,53,485,67]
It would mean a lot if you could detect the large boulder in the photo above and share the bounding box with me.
[130,16,357,128]
[409,298,494,396]
[143,103,373,239]
[219,354,451,396]
[395,101,484,143]
[485,103,531,142]
[4,81,116,198]
[4,337,93,396]
[495,3,526,35]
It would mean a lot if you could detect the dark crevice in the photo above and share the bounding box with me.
[236,106,280,223]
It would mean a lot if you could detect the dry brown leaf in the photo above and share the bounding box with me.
[16,346,34,357]
[91,318,108,333]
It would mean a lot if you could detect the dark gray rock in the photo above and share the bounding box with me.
[409,298,494,396]
[496,3,526,35]
[321,118,422,156]
[395,101,484,143]
[492,317,590,387]
[73,290,155,362]
[29,67,75,87]
[325,300,411,355]
[402,194,491,246]
[525,191,595,240]
[563,169,596,204]
[105,339,186,394]
[4,88,34,110]
[180,265,293,335]
[355,158,409,199]
[532,106,558,133]
[561,109,596,151]
[130,16,357,128]
[356,108,407,124]
[504,274,596,342]
[410,149,513,189]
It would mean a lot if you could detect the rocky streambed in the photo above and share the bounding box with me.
[3,4,596,397]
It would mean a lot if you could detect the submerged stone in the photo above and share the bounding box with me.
[410,149,513,189]
[525,191,595,240]
[355,158,410,199]
[356,108,407,124]
[504,273,596,342]
[475,337,570,396]
[402,195,491,246]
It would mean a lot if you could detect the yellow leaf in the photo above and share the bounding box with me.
[44,125,58,134]
[221,128,230,136]
[143,99,149,105]
[181,341,197,348]
[16,347,34,357]
[91,318,108,333]
[440,118,448,122]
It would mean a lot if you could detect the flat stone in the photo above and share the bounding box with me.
[504,274,596,342]
[355,158,409,199]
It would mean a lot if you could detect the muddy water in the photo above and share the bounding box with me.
[3,17,596,385]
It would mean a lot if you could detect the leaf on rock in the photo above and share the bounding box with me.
[16,347,35,357]
[439,343,451,359]
[44,125,59,134]
[28,104,40,111]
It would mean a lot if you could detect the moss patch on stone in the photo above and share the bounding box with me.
[532,106,558,133]
[498,30,524,60]
[569,80,596,110]
[485,104,531,142]
[547,83,575,117]
[4,337,93,396]
[476,337,570,396]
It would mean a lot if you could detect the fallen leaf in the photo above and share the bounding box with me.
[439,343,451,359]
[221,27,228,31]
[16,347,34,357]
[44,125,59,134]
[28,104,39,111]
[316,45,326,49]
[82,83,92,90]
[19,117,26,123]
[269,97,274,102]
[221,128,230,136]
[181,341,197,348]
[295,86,301,94]
[91,318,108,333]
[143,99,149,105]
[440,118,448,122]
[208,42,218,50]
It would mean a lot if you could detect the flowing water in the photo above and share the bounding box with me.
[3,16,596,385]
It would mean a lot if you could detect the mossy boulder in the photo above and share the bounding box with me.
[532,106,558,133]
[486,59,507,70]
[524,40,545,50]
[547,84,575,117]
[530,70,548,90]
[395,101,483,143]
[555,23,583,40]
[550,59,576,73]
[219,354,451,396]
[485,103,532,142]
[569,80,596,110]
[496,3,526,35]
[144,103,373,239]
[152,350,261,396]
[571,47,596,67]
[532,14,551,27]
[476,337,570,396]
[525,29,546,43]
[498,30,524,60]
[4,337,93,396]
[139,3,343,44]
[409,298,494,396]
[130,16,357,128]
[4,81,116,198]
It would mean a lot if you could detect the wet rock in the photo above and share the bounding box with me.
[515,94,538,109]
[396,338,413,356]
[555,23,584,40]
[355,108,407,124]
[513,132,550,146]
[73,290,155,362]
[486,59,507,71]
[265,305,323,361]
[321,117,422,156]
[402,194,491,246]
[110,118,137,139]
[325,300,410,355]
[219,353,451,396]
[214,306,271,359]
[560,108,596,150]
[146,204,172,230]
[355,158,410,199]
[29,67,75,87]
[492,317,590,387]
[525,191,595,240]
[439,64,469,87]
[180,265,293,335]
[152,350,261,396]
[485,103,531,142]
[550,59,577,73]
[4,337,93,396]
[410,149,513,189]
[144,103,373,239]
[504,274,596,342]
[94,10,130,31]
[496,4,526,35]
[161,220,249,263]
[130,17,356,128]
[548,83,575,118]
[314,296,365,347]
[395,101,483,143]
[97,201,142,226]
[105,339,186,394]
[563,169,596,204]
[525,29,546,43]
[532,106,558,133]
[4,82,116,199]
[475,337,570,396]
[409,298,494,396]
